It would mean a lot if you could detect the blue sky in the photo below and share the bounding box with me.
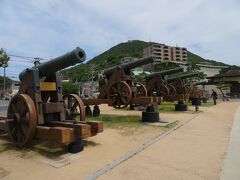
[0,0,240,80]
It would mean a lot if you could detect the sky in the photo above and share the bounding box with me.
[0,0,239,80]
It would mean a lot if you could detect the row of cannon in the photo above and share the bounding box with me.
[0,47,207,152]
[83,56,208,114]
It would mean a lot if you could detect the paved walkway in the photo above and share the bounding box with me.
[220,106,240,180]
[96,101,240,180]
[0,100,8,113]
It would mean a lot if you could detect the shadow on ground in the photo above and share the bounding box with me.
[0,133,100,160]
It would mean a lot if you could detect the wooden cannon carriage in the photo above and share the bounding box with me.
[0,48,103,152]
[165,72,201,110]
[83,56,161,116]
[145,67,184,101]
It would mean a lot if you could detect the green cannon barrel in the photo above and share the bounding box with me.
[145,67,184,80]
[166,72,199,83]
[103,56,154,76]
[19,47,86,80]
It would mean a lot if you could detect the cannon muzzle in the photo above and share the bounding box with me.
[103,56,154,76]
[19,47,86,80]
[167,72,199,83]
[145,67,184,80]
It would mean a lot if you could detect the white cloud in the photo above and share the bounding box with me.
[0,0,239,78]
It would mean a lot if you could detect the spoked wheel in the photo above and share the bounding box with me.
[7,94,37,146]
[63,94,85,121]
[134,82,147,97]
[180,85,189,95]
[149,83,170,97]
[108,81,132,109]
[168,84,177,95]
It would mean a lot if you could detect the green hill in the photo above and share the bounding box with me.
[62,40,229,81]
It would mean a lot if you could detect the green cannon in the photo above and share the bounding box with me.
[166,72,199,83]
[19,47,86,80]
[145,67,184,80]
[145,67,184,97]
[103,56,154,77]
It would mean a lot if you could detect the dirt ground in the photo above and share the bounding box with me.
[99,101,240,180]
[0,102,235,180]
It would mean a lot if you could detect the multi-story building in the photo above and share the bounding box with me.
[143,43,188,64]
[172,46,187,62]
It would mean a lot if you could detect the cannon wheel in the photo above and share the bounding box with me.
[63,94,85,121]
[7,94,37,146]
[135,82,147,97]
[108,81,132,109]
[149,83,170,97]
[168,84,177,95]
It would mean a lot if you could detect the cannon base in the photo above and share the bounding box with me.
[142,105,161,123]
[0,117,103,148]
[175,101,187,111]
[68,139,84,153]
[142,112,160,122]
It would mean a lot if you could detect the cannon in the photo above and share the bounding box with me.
[166,72,199,83]
[166,72,199,99]
[83,56,162,122]
[0,48,103,152]
[103,56,156,77]
[166,72,201,111]
[145,67,184,98]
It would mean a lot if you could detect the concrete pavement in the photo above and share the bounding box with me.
[220,106,240,180]
[96,101,240,180]
[0,100,9,113]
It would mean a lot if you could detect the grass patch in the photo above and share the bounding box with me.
[199,100,214,107]
[87,114,142,129]
[157,101,178,113]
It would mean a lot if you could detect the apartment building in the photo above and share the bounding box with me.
[172,46,187,62]
[143,43,188,64]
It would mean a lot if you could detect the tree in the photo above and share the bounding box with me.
[215,78,231,98]
[62,81,79,95]
[154,62,180,72]
[0,48,10,96]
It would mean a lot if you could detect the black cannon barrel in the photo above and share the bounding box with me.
[19,47,86,80]
[167,72,199,83]
[145,67,184,80]
[103,56,154,76]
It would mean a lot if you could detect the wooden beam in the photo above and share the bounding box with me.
[36,126,74,145]
[130,97,162,106]
[82,99,109,105]
[61,120,104,136]
[86,121,104,136]
[42,103,64,114]
[46,121,91,139]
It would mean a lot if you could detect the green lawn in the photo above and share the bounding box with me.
[87,114,142,128]
[158,101,177,113]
